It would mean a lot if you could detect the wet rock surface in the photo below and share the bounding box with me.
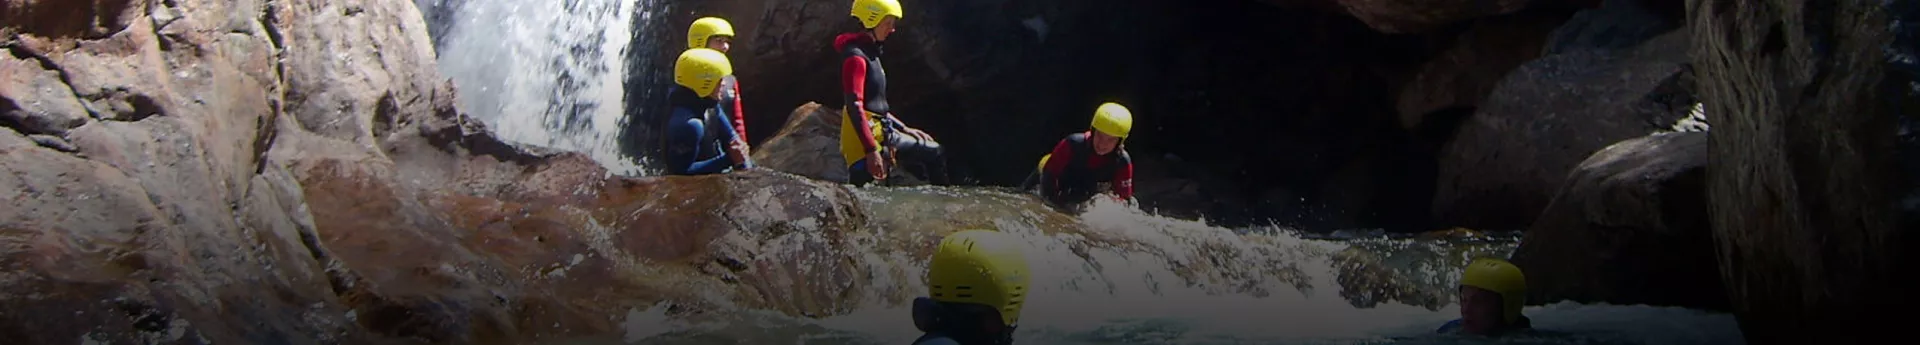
[1508,132,1725,311]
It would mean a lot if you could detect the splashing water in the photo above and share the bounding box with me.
[426,0,654,176]
[543,187,1744,345]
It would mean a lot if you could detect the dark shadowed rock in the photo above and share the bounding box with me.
[1395,12,1567,132]
[1692,0,1918,343]
[1430,27,1695,231]
[1251,0,1601,34]
[1508,132,1725,311]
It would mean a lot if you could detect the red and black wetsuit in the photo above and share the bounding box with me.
[835,31,949,185]
[716,75,746,140]
[1040,132,1134,205]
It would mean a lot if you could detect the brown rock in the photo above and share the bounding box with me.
[273,0,448,150]
[751,102,850,182]
[0,0,146,40]
[1508,132,1725,311]
[0,49,90,136]
[1430,29,1694,231]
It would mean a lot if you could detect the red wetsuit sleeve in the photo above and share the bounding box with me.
[1113,158,1134,200]
[730,81,747,140]
[842,56,880,152]
[1041,139,1072,194]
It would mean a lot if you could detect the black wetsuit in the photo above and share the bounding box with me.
[1037,132,1133,206]
[835,31,949,186]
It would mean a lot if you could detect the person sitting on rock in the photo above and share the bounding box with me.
[911,229,1031,345]
[687,16,753,167]
[1437,258,1534,336]
[1034,102,1135,208]
[664,48,750,175]
[837,0,951,186]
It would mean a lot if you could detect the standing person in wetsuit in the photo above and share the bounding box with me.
[911,229,1032,345]
[663,48,749,175]
[686,17,753,167]
[1436,258,1535,336]
[1036,102,1136,208]
[838,0,952,186]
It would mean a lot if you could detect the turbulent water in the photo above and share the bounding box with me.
[411,1,1745,344]
[421,0,655,176]
[526,188,1745,345]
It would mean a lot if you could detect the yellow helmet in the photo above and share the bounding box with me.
[673,48,733,97]
[1460,257,1527,323]
[926,229,1031,326]
[687,17,736,49]
[850,0,905,29]
[1091,102,1133,139]
[1036,154,1051,171]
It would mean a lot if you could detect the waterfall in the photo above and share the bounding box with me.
[417,0,656,176]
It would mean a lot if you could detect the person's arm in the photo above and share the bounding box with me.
[712,107,751,167]
[1112,153,1134,200]
[724,76,748,139]
[1041,139,1072,198]
[673,112,733,175]
[842,56,881,154]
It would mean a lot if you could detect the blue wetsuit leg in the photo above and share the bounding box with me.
[667,107,734,175]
